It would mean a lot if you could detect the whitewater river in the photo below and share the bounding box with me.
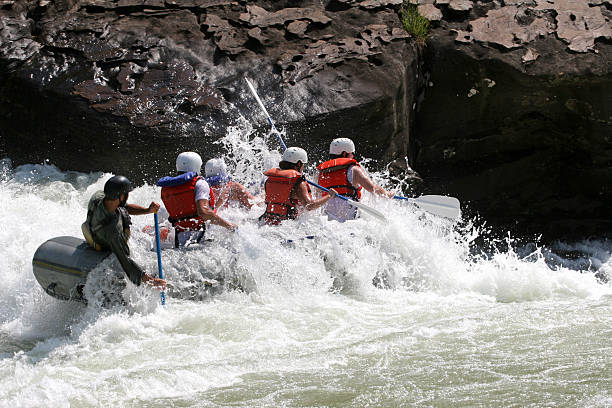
[0,129,610,407]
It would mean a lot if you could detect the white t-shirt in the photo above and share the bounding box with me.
[323,166,361,223]
[195,178,211,202]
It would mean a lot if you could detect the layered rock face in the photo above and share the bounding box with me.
[412,0,612,239]
[0,0,610,239]
[0,0,417,179]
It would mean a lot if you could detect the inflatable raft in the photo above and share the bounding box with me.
[32,236,110,303]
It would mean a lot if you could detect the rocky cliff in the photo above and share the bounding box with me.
[414,0,612,239]
[0,0,610,240]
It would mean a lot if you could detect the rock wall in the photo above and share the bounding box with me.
[413,0,612,239]
[0,0,418,180]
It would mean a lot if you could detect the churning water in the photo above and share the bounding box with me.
[0,126,610,407]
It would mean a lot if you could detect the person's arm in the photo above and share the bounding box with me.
[352,167,394,198]
[197,199,238,230]
[106,227,166,289]
[126,202,161,215]
[294,181,337,211]
[230,182,255,209]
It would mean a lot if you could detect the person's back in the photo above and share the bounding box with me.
[205,158,254,210]
[159,152,237,247]
[317,138,393,223]
[86,190,130,249]
[317,157,361,222]
[260,147,335,225]
[260,165,304,225]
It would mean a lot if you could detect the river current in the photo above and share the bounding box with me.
[0,127,610,407]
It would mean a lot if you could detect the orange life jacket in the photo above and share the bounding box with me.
[317,158,362,200]
[160,175,215,232]
[261,168,304,225]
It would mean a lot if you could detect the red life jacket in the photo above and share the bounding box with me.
[317,158,362,200]
[261,168,304,225]
[160,175,215,232]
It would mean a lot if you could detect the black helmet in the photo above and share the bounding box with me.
[104,175,133,199]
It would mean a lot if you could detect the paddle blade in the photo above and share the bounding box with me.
[347,199,388,222]
[409,195,461,219]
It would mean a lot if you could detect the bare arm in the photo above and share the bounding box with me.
[352,167,394,198]
[230,182,255,209]
[197,199,237,230]
[126,202,160,215]
[294,182,335,211]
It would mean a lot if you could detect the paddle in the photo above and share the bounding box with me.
[245,77,387,222]
[245,77,287,151]
[153,212,166,306]
[306,180,387,222]
[393,195,461,220]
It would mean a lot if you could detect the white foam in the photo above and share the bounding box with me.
[0,126,610,406]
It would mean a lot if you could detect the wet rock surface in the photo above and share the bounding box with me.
[0,0,611,240]
[0,0,418,182]
[414,0,612,240]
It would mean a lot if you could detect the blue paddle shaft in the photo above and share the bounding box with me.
[153,213,166,305]
[305,180,349,201]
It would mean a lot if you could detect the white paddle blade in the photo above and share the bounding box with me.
[410,195,461,219]
[347,199,388,222]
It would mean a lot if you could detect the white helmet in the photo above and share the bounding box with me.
[329,138,355,155]
[176,152,202,175]
[205,158,228,177]
[282,147,308,164]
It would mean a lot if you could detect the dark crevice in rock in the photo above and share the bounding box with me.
[82,5,108,13]
[26,4,47,26]
[367,54,383,66]
[325,0,352,13]
[115,6,168,15]
[212,47,228,65]
[594,36,612,46]
[40,45,86,59]
[439,5,471,23]
[243,37,264,54]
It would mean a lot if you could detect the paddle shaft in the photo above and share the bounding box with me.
[153,212,166,306]
[245,78,287,150]
[306,180,387,221]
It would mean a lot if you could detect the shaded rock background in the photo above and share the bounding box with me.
[413,0,612,240]
[0,0,418,179]
[0,0,611,240]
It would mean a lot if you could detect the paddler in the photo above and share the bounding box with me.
[82,175,166,289]
[157,152,237,247]
[204,158,256,210]
[317,138,394,222]
[260,147,337,225]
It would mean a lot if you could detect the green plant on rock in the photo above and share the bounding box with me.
[400,2,430,42]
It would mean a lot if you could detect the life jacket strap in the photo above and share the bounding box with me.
[168,213,199,226]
